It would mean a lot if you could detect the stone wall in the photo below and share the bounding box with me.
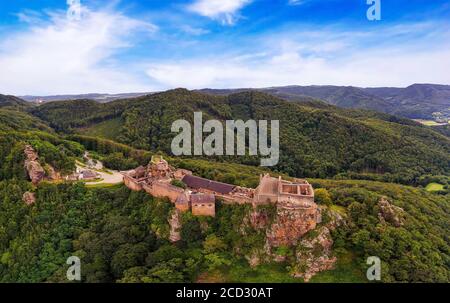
[278,194,315,205]
[192,202,215,217]
[175,203,190,212]
[216,193,254,204]
[148,181,184,203]
[123,175,143,191]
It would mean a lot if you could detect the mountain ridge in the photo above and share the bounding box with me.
[16,83,449,120]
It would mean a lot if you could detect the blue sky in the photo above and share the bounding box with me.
[0,0,449,95]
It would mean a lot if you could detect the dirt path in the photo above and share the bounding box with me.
[86,169,123,185]
[76,162,123,186]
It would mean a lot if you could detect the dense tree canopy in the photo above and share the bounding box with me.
[32,89,450,185]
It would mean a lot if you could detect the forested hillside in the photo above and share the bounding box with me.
[200,84,450,120]
[0,94,32,110]
[0,156,448,282]
[31,89,450,185]
[0,104,83,181]
[0,90,448,283]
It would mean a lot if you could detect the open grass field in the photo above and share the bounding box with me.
[425,183,445,192]
[413,119,449,126]
[78,117,123,140]
[85,182,124,189]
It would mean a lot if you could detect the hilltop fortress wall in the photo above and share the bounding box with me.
[121,157,319,234]
[123,174,143,191]
[144,181,184,203]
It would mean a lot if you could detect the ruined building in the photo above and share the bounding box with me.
[254,174,321,245]
[122,156,326,279]
[122,155,319,220]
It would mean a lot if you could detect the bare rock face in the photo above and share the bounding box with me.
[266,202,318,247]
[24,145,38,161]
[378,197,405,227]
[22,191,36,205]
[325,208,346,231]
[168,209,182,242]
[24,145,46,185]
[240,202,336,281]
[291,226,336,282]
[248,209,270,230]
[23,145,61,184]
[45,165,61,181]
[24,158,46,185]
[246,251,262,268]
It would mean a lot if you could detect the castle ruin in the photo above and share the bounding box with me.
[121,156,320,235]
[122,156,327,278]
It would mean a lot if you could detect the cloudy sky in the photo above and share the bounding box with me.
[0,0,449,95]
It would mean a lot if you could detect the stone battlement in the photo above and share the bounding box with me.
[121,157,318,227]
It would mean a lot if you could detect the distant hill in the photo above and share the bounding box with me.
[20,92,153,103]
[31,88,450,184]
[364,84,450,119]
[199,84,450,120]
[18,83,449,119]
[0,94,32,109]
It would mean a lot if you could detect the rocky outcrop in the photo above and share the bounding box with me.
[24,145,60,185]
[45,165,61,181]
[325,207,346,231]
[24,145,46,185]
[22,191,36,205]
[291,226,336,282]
[243,203,335,281]
[266,202,318,247]
[378,197,405,227]
[168,209,182,242]
[248,209,271,230]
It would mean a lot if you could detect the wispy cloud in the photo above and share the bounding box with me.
[1,1,449,94]
[0,3,157,95]
[288,0,308,6]
[145,22,450,89]
[180,25,210,36]
[187,0,252,25]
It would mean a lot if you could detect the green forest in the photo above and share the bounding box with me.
[0,91,448,283]
[31,89,450,185]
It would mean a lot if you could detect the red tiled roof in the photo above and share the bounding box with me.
[182,175,235,194]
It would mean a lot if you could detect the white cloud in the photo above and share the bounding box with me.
[288,0,307,5]
[180,25,210,36]
[0,4,157,95]
[187,0,251,25]
[145,24,450,89]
